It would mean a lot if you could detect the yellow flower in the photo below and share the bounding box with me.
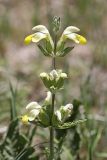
[57,26,87,49]
[26,102,41,121]
[24,25,54,47]
[21,115,29,124]
[64,33,87,45]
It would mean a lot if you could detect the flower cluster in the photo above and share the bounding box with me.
[24,25,87,57]
[21,91,73,127]
[40,70,67,92]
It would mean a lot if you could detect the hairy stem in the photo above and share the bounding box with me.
[52,57,56,69]
[49,34,57,160]
[50,93,55,160]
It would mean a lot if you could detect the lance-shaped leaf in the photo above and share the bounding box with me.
[39,109,50,127]
[58,46,74,57]
[38,44,50,56]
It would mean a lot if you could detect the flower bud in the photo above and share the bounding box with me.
[60,103,73,121]
[52,110,62,126]
[40,72,51,89]
[44,91,52,105]
[40,70,68,92]
[40,72,48,78]
[63,103,73,111]
[60,73,68,79]
[50,70,59,80]
[55,110,62,121]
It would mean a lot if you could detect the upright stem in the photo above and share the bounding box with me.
[50,93,55,160]
[52,57,56,69]
[49,34,57,160]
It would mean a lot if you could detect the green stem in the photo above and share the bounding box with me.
[49,34,57,160]
[52,57,56,69]
[50,93,55,160]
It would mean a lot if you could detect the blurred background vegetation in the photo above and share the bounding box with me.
[0,0,107,159]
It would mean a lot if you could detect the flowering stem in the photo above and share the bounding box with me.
[52,57,56,69]
[49,34,57,160]
[50,93,55,160]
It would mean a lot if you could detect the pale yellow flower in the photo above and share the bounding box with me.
[24,25,54,47]
[26,102,41,121]
[57,26,87,48]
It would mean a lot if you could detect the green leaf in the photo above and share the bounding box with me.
[71,130,80,155]
[91,128,102,153]
[17,133,29,148]
[15,147,36,160]
[60,145,74,160]
[55,131,67,160]
[45,40,53,54]
[39,109,50,126]
[55,119,87,129]
[4,119,19,140]
[56,41,65,53]
[59,46,74,57]
[40,75,52,90]
[38,45,50,56]
[56,78,64,90]
[88,128,103,159]
[28,126,37,146]
[9,82,17,121]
